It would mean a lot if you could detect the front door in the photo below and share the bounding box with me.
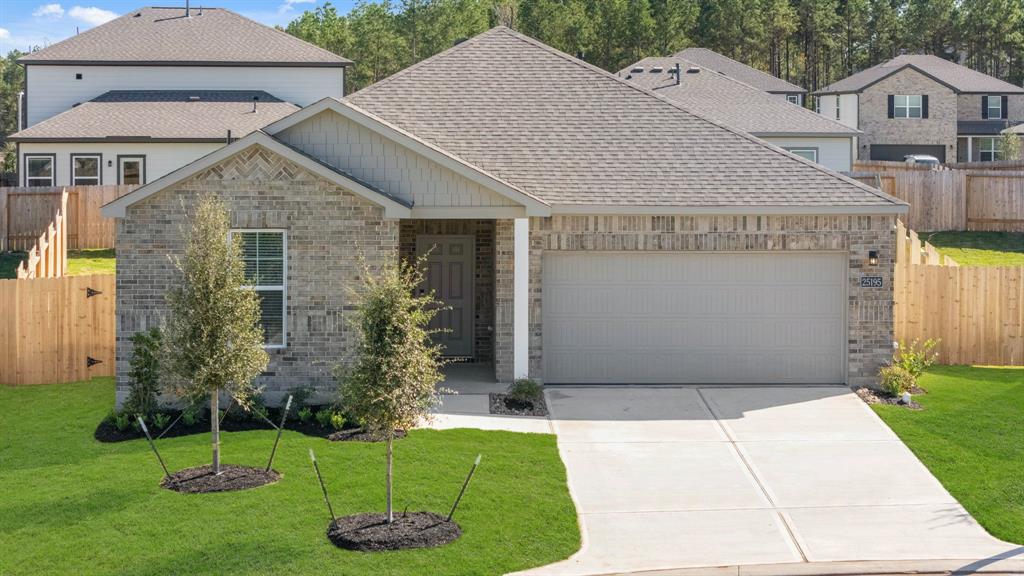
[415,235,474,358]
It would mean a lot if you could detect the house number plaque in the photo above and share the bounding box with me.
[860,276,884,288]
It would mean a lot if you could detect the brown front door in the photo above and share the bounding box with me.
[416,235,475,358]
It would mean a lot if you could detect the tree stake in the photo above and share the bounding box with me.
[447,454,481,522]
[138,416,170,478]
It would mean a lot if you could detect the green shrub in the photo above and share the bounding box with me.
[181,406,199,427]
[288,386,314,410]
[124,327,162,420]
[508,379,543,405]
[114,412,131,432]
[314,408,333,428]
[895,339,939,379]
[152,412,171,429]
[245,392,269,422]
[297,407,313,423]
[330,411,347,430]
[879,365,916,397]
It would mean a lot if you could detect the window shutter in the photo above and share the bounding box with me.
[921,95,929,118]
[887,95,894,118]
[982,95,988,119]
[1002,95,1009,119]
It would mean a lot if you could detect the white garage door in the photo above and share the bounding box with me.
[543,252,846,384]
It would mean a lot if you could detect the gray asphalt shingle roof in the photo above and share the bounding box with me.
[10,90,299,141]
[347,27,900,209]
[674,48,806,94]
[620,57,858,136]
[817,54,1024,95]
[17,7,351,66]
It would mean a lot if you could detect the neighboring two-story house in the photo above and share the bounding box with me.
[10,6,351,187]
[815,54,1024,163]
[621,57,858,171]
[673,48,807,106]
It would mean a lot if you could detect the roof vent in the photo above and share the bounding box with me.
[650,66,664,73]
[686,66,701,74]
[189,95,200,101]
[631,66,644,73]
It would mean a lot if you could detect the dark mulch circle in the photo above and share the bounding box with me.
[160,464,281,493]
[326,512,461,552]
[489,393,549,417]
[328,428,407,443]
[855,387,923,410]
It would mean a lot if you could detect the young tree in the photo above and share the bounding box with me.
[336,257,445,523]
[162,194,269,474]
[1000,132,1022,161]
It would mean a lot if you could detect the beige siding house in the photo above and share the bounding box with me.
[103,28,906,405]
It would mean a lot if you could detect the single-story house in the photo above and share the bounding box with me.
[103,27,907,405]
[620,57,859,171]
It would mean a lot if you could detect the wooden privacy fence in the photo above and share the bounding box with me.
[894,221,1023,366]
[16,189,68,279]
[0,185,135,251]
[848,168,1024,232]
[0,275,116,385]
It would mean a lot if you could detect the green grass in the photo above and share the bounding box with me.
[926,231,1024,266]
[0,249,115,278]
[872,365,1024,544]
[0,379,579,575]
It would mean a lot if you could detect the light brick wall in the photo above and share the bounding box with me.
[493,214,897,388]
[494,219,515,383]
[115,145,397,405]
[957,94,1024,122]
[858,68,957,161]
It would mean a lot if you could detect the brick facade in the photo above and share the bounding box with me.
[858,68,957,161]
[491,215,897,388]
[115,145,397,405]
[956,93,1024,122]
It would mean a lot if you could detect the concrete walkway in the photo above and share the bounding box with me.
[517,386,1020,576]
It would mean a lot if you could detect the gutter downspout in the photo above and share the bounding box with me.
[17,91,24,132]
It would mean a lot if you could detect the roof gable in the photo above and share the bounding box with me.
[817,54,1024,95]
[674,47,806,94]
[347,27,903,212]
[18,7,351,67]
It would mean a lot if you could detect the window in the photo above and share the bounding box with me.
[118,156,145,185]
[787,94,800,105]
[25,155,55,187]
[231,230,286,347]
[894,95,922,118]
[835,99,841,120]
[987,96,1002,120]
[786,148,818,163]
[71,154,101,186]
[815,97,821,114]
[979,137,1000,162]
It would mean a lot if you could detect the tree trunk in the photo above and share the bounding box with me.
[211,390,221,475]
[386,433,394,523]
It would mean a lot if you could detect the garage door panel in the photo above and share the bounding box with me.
[543,252,846,384]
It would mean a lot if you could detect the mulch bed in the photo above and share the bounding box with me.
[489,393,549,417]
[326,512,461,551]
[160,464,281,493]
[328,429,407,443]
[855,387,924,410]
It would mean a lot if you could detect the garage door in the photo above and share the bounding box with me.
[542,252,846,384]
[870,144,946,162]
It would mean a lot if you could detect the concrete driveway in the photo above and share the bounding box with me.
[517,386,1020,575]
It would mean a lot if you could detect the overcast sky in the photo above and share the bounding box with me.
[0,0,359,54]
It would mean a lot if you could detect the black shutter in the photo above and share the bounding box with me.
[922,95,929,118]
[982,95,988,119]
[1002,95,1009,119]
[888,95,895,118]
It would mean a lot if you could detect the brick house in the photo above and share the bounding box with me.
[102,28,906,405]
[815,54,1024,163]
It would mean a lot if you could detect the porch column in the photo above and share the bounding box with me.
[966,137,972,162]
[513,218,529,379]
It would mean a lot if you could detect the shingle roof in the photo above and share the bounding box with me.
[958,120,1021,136]
[10,91,299,141]
[620,57,857,136]
[17,7,351,67]
[673,48,806,94]
[346,27,900,209]
[817,54,1024,95]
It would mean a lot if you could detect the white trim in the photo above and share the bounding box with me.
[548,204,908,215]
[71,153,102,186]
[987,95,1002,120]
[894,94,923,118]
[101,131,412,219]
[229,229,288,349]
[263,98,552,217]
[513,218,529,379]
[409,207,527,219]
[785,148,819,163]
[24,154,55,186]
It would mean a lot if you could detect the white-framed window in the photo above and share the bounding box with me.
[786,148,818,163]
[979,137,1001,162]
[787,94,800,105]
[987,96,1002,120]
[25,154,55,187]
[894,95,922,118]
[230,230,287,348]
[71,154,101,186]
[118,156,145,185]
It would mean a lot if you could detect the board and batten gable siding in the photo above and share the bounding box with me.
[276,110,518,209]
[25,65,344,127]
[763,136,854,172]
[19,141,221,186]
[114,144,397,406]
[491,214,897,388]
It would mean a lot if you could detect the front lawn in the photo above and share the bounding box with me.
[0,249,116,278]
[872,365,1024,544]
[0,379,579,576]
[926,231,1024,266]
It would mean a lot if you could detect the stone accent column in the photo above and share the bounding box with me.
[847,215,897,387]
[494,219,514,383]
